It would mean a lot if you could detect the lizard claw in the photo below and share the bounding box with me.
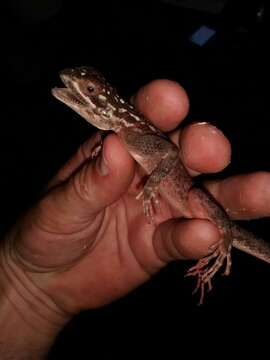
[89,130,104,159]
[185,243,232,305]
[136,188,161,223]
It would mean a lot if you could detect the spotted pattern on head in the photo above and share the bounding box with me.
[54,66,165,135]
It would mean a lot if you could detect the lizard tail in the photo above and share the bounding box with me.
[232,223,270,264]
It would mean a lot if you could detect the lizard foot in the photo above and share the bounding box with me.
[90,132,104,159]
[91,143,102,159]
[136,188,160,223]
[185,243,232,305]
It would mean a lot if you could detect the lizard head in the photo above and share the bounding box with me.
[51,66,120,130]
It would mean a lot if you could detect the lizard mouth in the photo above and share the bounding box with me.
[51,73,87,106]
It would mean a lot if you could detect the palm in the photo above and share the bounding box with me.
[18,161,178,313]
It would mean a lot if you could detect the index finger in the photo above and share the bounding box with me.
[132,79,190,132]
[133,80,231,176]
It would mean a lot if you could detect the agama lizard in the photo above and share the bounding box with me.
[51,66,270,304]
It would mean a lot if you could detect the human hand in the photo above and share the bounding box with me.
[2,78,270,319]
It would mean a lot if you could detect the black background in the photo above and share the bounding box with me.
[0,1,268,358]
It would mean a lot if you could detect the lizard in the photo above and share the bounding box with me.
[51,66,270,304]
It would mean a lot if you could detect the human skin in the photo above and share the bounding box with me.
[1,78,270,359]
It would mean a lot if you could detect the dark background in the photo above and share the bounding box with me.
[0,0,268,358]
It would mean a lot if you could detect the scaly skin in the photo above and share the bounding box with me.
[52,66,270,304]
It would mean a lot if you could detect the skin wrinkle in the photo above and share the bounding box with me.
[127,217,157,277]
[70,162,110,217]
[0,279,42,335]
[15,203,104,272]
[34,205,93,236]
[72,162,94,204]
[123,196,164,276]
[171,223,188,259]
[14,230,81,274]
[115,200,130,268]
[163,223,176,260]
[1,250,67,332]
[157,222,177,262]
[129,246,155,278]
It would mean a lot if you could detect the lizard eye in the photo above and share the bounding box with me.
[87,86,95,93]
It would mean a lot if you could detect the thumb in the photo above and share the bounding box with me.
[12,134,135,270]
[46,133,135,226]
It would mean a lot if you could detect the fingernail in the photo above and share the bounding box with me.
[190,121,210,127]
[97,149,109,176]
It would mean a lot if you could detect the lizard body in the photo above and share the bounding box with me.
[52,66,270,304]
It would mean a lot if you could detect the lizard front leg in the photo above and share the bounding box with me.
[136,154,180,220]
[136,152,193,222]
[122,131,193,222]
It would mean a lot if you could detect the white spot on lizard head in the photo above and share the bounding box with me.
[130,114,140,121]
[98,94,107,101]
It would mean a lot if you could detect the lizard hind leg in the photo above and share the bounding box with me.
[185,243,232,305]
[185,187,234,304]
